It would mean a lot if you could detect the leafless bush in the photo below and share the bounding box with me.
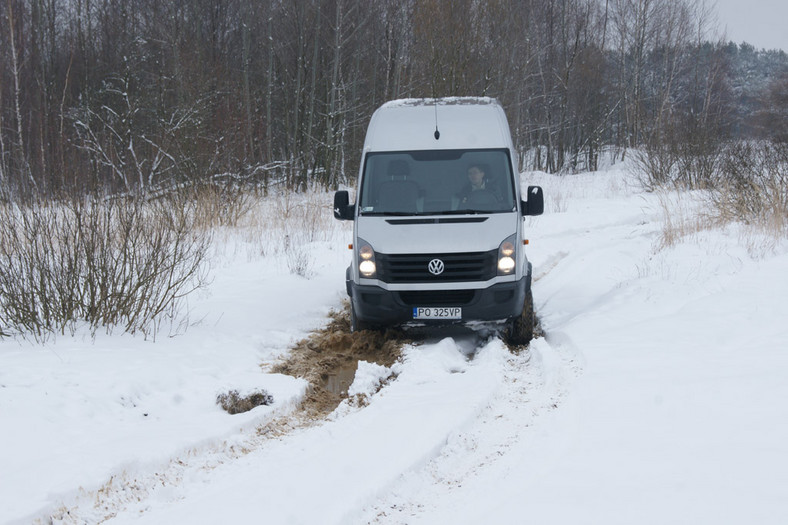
[710,142,788,233]
[675,142,721,190]
[274,189,336,277]
[653,141,788,251]
[223,185,343,264]
[0,193,211,341]
[179,182,256,230]
[633,141,679,191]
[284,239,315,278]
[654,190,714,250]
[270,188,331,242]
[635,130,723,192]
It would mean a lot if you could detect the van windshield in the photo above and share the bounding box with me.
[358,149,516,215]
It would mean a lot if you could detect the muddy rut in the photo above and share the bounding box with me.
[270,302,540,424]
[270,302,414,420]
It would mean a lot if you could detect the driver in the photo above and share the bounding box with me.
[458,163,499,204]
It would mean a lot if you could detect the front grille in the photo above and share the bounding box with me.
[398,290,475,306]
[378,250,496,283]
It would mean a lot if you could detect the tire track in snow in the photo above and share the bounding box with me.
[96,334,532,524]
[359,329,583,524]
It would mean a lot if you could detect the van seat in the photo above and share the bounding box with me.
[378,180,420,213]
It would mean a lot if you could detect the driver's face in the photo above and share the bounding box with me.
[468,167,485,187]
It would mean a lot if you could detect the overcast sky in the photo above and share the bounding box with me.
[714,0,788,51]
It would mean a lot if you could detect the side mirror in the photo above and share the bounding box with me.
[521,185,544,216]
[333,190,355,220]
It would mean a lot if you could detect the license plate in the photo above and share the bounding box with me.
[412,307,462,320]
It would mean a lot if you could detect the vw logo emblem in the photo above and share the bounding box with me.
[428,258,445,275]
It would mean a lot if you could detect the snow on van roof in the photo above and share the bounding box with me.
[364,97,513,152]
[380,97,499,109]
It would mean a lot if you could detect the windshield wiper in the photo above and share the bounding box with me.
[434,209,498,215]
[360,211,419,216]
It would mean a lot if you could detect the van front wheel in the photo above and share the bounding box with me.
[506,289,534,346]
[350,302,373,333]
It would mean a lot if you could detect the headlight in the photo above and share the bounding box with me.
[357,238,377,278]
[497,235,517,275]
[359,244,374,260]
[359,260,376,277]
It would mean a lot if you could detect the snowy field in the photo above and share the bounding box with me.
[1,164,787,524]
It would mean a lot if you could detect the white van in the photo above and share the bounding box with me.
[333,97,543,344]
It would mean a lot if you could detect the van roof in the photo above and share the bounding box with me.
[363,97,514,153]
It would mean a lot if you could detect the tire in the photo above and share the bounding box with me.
[506,289,534,346]
[350,301,373,332]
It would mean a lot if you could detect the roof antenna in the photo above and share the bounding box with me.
[433,99,440,140]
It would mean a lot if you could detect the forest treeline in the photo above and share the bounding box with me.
[1,0,787,197]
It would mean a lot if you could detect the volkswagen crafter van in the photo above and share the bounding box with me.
[334,97,543,344]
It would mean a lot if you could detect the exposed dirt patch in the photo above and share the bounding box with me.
[216,389,275,414]
[270,301,414,420]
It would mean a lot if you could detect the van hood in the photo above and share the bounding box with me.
[357,213,516,254]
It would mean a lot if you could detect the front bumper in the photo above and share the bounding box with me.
[348,274,529,326]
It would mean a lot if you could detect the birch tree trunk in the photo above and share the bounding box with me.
[6,0,37,191]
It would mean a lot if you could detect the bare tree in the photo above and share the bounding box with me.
[5,0,37,191]
[0,0,777,194]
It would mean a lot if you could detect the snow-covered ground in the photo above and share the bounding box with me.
[2,165,787,524]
